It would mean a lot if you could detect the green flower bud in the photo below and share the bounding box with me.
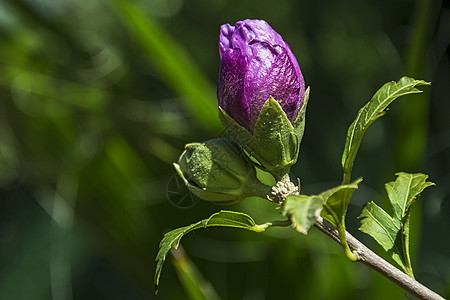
[174,138,271,205]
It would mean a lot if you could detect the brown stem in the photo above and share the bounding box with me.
[314,217,445,300]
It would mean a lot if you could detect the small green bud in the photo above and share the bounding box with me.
[174,138,271,204]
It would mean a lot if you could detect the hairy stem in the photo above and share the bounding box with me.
[313,217,445,300]
[271,167,292,182]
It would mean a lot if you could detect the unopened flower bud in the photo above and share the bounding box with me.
[216,19,309,178]
[174,138,270,204]
[218,19,305,132]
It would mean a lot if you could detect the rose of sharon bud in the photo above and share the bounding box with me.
[174,138,271,204]
[217,19,309,178]
[218,19,305,132]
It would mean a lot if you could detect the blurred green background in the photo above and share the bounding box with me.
[0,0,449,299]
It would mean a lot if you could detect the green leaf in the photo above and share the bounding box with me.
[321,178,362,227]
[341,77,430,183]
[359,173,434,277]
[283,194,326,235]
[282,181,360,235]
[154,210,273,292]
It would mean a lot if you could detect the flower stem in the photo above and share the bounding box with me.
[314,217,445,300]
[262,177,443,299]
[245,175,273,199]
[271,167,292,182]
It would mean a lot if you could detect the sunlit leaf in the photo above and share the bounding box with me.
[154,210,273,292]
[341,77,430,183]
[283,194,325,235]
[359,172,434,277]
[321,178,362,227]
[283,181,360,235]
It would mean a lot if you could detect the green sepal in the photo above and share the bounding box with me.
[293,87,310,141]
[174,163,240,205]
[218,88,309,179]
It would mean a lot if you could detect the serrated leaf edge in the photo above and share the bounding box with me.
[154,210,272,290]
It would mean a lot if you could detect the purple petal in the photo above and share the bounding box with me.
[219,23,235,59]
[217,49,251,131]
[217,19,305,131]
[245,44,303,128]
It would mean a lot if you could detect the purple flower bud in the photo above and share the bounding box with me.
[217,19,305,132]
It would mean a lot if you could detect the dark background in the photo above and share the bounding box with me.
[0,0,449,299]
